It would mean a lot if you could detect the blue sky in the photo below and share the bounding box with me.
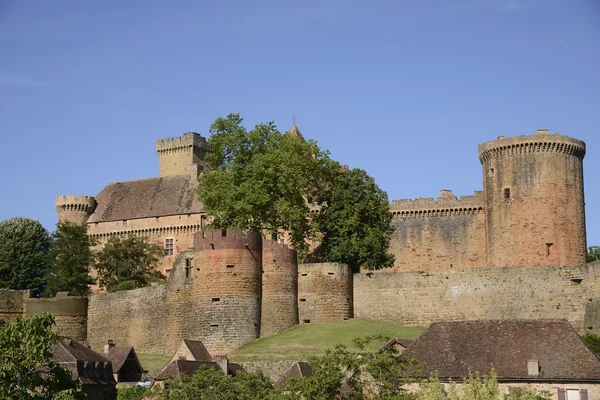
[1,0,599,246]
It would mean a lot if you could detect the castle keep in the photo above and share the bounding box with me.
[2,126,595,356]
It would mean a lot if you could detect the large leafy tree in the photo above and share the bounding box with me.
[44,222,96,297]
[94,235,164,291]
[314,168,395,272]
[198,114,395,269]
[198,113,338,255]
[0,217,52,296]
[0,312,84,399]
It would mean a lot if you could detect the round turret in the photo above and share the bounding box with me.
[55,195,96,224]
[298,263,353,323]
[478,129,587,267]
[192,229,262,355]
[261,239,298,337]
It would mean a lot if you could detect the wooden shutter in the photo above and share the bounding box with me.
[580,389,588,400]
[557,388,566,400]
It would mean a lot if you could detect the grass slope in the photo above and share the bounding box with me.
[136,353,172,377]
[231,319,424,362]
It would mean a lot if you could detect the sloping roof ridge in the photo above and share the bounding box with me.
[102,174,192,187]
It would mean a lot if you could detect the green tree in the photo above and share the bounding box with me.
[152,366,273,400]
[94,235,164,291]
[0,312,84,399]
[198,113,338,256]
[44,222,96,297]
[0,217,51,296]
[314,168,395,272]
[117,386,148,400]
[588,246,600,263]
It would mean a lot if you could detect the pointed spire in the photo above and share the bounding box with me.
[287,117,305,141]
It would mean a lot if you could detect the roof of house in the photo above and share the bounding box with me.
[156,360,220,380]
[52,337,116,385]
[402,320,600,382]
[88,175,203,223]
[105,346,146,374]
[182,339,212,362]
[382,338,414,351]
[287,124,305,141]
[275,361,312,388]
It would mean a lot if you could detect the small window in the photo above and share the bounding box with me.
[210,243,214,250]
[221,229,227,237]
[187,214,191,218]
[328,272,334,276]
[303,319,311,324]
[211,298,220,302]
[301,273,308,276]
[299,298,306,302]
[546,243,553,257]
[210,324,219,327]
[165,238,174,256]
[279,239,285,244]
[201,215,206,226]
[156,217,160,222]
[504,187,511,200]
[489,168,495,177]
[123,219,128,225]
[185,267,191,279]
[185,259,191,267]
[226,264,234,269]
[271,233,277,241]
[95,222,99,228]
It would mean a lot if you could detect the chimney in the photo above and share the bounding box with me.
[527,359,540,376]
[536,129,549,135]
[104,340,115,354]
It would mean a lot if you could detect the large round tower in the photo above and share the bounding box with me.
[478,129,586,267]
[55,195,96,224]
[298,263,353,323]
[261,239,298,337]
[192,229,262,355]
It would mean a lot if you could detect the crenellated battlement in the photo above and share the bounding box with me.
[194,229,262,252]
[155,132,211,154]
[55,195,97,214]
[478,129,586,164]
[390,190,484,217]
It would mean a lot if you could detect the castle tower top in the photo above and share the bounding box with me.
[478,131,586,164]
[287,124,305,141]
[55,195,96,224]
[156,132,211,177]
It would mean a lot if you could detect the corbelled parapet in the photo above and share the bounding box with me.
[55,195,96,224]
[478,130,586,164]
[390,190,484,218]
[155,132,211,154]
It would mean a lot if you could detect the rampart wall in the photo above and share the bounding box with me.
[298,263,353,323]
[27,297,88,342]
[389,190,486,271]
[354,263,600,330]
[0,289,28,321]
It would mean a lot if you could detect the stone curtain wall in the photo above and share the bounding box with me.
[26,297,88,342]
[354,264,600,330]
[261,240,298,337]
[388,191,486,272]
[0,289,28,321]
[298,263,353,324]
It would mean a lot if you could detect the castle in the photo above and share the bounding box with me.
[2,126,599,357]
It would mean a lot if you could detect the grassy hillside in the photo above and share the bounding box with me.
[230,319,424,362]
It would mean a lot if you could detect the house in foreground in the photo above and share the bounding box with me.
[103,340,146,383]
[403,320,600,400]
[52,337,117,400]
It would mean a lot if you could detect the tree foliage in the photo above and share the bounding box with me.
[588,246,600,263]
[198,113,337,256]
[314,168,395,272]
[44,222,96,297]
[94,236,165,290]
[581,332,600,358]
[198,114,395,269]
[0,217,51,296]
[0,312,84,399]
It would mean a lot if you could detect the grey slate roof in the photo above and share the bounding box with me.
[52,337,116,386]
[403,320,600,382]
[88,175,203,223]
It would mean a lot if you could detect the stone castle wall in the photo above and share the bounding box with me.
[26,297,88,342]
[298,263,353,323]
[389,190,486,271]
[354,263,600,330]
[0,289,28,321]
[261,239,298,337]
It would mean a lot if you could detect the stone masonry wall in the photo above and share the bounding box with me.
[298,263,353,324]
[0,289,28,321]
[388,190,486,271]
[27,297,88,342]
[261,239,298,337]
[354,264,600,330]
